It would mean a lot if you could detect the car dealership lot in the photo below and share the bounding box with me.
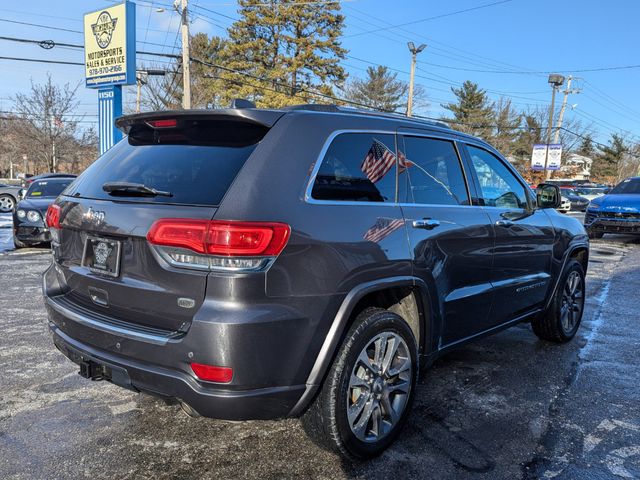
[0,212,638,479]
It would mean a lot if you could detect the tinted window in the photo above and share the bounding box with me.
[311,133,397,202]
[398,136,469,205]
[610,177,640,194]
[66,136,258,206]
[467,145,528,209]
[27,179,72,198]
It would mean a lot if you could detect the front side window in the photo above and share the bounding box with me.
[467,145,528,209]
[398,136,469,205]
[311,133,397,202]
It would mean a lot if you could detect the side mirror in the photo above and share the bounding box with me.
[536,183,561,209]
[18,189,27,201]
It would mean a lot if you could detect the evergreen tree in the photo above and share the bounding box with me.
[592,133,628,181]
[491,97,521,155]
[442,81,494,138]
[577,133,595,157]
[220,0,347,107]
[345,65,408,112]
[143,33,227,110]
[513,113,543,157]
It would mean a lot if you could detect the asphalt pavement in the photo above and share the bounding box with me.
[0,212,639,479]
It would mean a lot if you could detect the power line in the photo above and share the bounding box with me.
[344,0,515,38]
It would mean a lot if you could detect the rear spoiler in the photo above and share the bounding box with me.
[115,108,286,135]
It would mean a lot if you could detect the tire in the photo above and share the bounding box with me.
[587,229,604,239]
[13,235,27,249]
[532,259,585,342]
[301,307,418,460]
[0,194,15,213]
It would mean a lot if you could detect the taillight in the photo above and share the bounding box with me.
[147,219,290,271]
[190,363,233,383]
[45,204,62,229]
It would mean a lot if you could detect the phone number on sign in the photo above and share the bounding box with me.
[88,65,124,76]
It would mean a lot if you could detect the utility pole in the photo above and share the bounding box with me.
[178,0,191,109]
[544,74,565,180]
[553,75,580,144]
[406,42,426,117]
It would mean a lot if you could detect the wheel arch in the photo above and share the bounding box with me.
[544,242,589,310]
[288,275,436,416]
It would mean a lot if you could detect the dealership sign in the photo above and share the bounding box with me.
[84,2,136,88]
[531,144,563,171]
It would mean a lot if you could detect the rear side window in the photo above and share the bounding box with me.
[66,122,265,206]
[311,133,397,202]
[398,136,469,205]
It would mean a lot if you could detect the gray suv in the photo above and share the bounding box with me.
[43,105,589,459]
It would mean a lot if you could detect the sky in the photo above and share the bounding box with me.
[1,0,639,145]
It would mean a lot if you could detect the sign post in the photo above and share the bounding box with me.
[84,1,135,154]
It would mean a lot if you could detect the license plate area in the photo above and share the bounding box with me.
[82,236,122,278]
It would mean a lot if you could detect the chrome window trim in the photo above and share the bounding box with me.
[304,128,479,209]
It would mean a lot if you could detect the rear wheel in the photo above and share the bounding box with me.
[532,259,585,342]
[0,194,15,213]
[302,308,418,460]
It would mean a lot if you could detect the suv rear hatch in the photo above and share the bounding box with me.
[50,110,282,334]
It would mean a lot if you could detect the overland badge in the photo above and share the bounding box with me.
[91,11,118,49]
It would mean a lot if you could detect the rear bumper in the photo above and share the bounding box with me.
[42,264,329,420]
[49,323,305,420]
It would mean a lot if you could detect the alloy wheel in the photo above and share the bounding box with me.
[347,331,412,443]
[560,270,583,333]
[0,196,15,213]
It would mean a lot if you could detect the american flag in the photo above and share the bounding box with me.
[361,140,412,183]
[361,139,396,183]
[363,217,405,243]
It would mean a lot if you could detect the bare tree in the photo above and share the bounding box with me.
[12,75,84,173]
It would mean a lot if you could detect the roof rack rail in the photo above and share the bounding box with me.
[282,103,451,129]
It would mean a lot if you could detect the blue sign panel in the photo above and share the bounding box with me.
[98,86,123,155]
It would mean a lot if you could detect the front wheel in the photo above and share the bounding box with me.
[302,308,418,460]
[532,259,585,342]
[0,194,15,213]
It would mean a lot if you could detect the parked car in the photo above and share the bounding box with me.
[584,176,640,238]
[558,195,571,213]
[560,188,590,211]
[13,177,74,248]
[21,172,76,190]
[0,183,22,213]
[574,187,607,202]
[43,106,589,459]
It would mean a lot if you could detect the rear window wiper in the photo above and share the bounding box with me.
[102,182,173,197]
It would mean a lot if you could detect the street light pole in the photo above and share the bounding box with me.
[135,69,166,113]
[544,74,565,180]
[406,42,426,117]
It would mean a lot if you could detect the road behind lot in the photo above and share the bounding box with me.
[0,218,639,479]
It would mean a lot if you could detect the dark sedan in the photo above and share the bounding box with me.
[560,188,590,211]
[13,178,73,248]
[584,176,640,238]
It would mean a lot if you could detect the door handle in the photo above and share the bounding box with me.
[412,219,440,230]
[495,220,514,227]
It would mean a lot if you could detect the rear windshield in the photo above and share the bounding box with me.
[66,123,264,206]
[27,179,73,198]
[610,178,640,194]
